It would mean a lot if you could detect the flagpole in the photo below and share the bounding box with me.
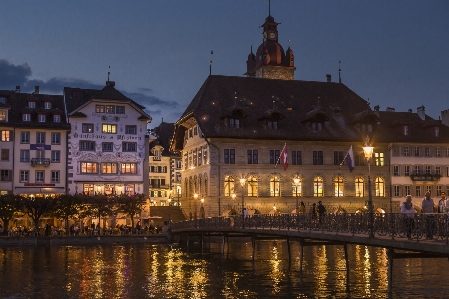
[275,143,287,167]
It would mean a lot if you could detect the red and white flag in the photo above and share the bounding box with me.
[280,143,288,171]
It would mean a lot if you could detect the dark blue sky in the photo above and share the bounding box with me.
[1,1,448,128]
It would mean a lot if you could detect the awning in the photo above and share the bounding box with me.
[15,187,66,194]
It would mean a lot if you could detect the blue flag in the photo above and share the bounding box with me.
[344,145,355,172]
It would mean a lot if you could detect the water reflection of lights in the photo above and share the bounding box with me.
[314,245,329,295]
[269,246,283,294]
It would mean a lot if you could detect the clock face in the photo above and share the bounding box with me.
[269,32,276,39]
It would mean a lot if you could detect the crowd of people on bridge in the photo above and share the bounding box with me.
[400,191,448,239]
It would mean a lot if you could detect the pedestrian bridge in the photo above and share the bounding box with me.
[171,213,449,255]
[171,213,449,293]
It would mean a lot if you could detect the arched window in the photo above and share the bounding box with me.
[355,177,364,197]
[292,178,302,196]
[270,175,280,197]
[333,176,344,197]
[313,176,324,197]
[224,175,235,196]
[193,175,198,195]
[184,178,188,197]
[375,177,385,197]
[247,175,258,197]
[198,174,203,195]
[188,177,193,197]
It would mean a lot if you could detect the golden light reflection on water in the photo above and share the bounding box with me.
[312,245,329,296]
[268,245,283,294]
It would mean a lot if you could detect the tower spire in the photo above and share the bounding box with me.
[269,0,271,16]
[107,66,110,82]
[338,60,342,83]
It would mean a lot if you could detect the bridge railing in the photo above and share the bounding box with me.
[171,213,449,244]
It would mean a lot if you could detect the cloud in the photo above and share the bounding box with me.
[0,59,179,111]
[0,59,32,88]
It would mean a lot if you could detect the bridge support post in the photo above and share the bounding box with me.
[387,248,394,294]
[287,237,291,268]
[251,235,256,265]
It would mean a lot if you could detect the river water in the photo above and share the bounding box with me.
[0,241,447,298]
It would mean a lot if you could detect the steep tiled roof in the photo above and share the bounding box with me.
[375,111,449,143]
[150,122,176,156]
[174,75,374,149]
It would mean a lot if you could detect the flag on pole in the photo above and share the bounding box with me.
[280,143,288,171]
[344,145,355,172]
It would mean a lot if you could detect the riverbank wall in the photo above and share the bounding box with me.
[0,234,169,246]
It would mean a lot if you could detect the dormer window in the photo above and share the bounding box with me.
[312,122,323,132]
[361,123,373,133]
[23,113,31,122]
[28,101,35,108]
[53,115,61,123]
[403,125,409,136]
[44,102,52,109]
[38,114,46,122]
[267,120,278,130]
[229,118,240,128]
[434,127,439,137]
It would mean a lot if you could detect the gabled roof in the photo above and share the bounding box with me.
[173,75,373,150]
[375,111,449,143]
[150,122,178,156]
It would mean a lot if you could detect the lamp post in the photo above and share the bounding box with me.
[200,196,205,218]
[167,197,172,226]
[240,176,247,229]
[293,176,300,216]
[194,193,198,219]
[362,136,375,238]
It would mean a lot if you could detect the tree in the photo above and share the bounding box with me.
[81,195,113,229]
[20,196,57,234]
[0,194,21,235]
[52,194,83,235]
[116,193,145,232]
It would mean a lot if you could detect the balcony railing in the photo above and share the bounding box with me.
[410,174,441,181]
[31,158,50,166]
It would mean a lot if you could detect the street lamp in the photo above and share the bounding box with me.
[240,176,247,228]
[293,176,300,216]
[200,196,205,218]
[362,136,375,238]
[194,193,198,219]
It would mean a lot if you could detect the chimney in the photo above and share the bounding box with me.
[441,109,449,126]
[408,109,412,113]
[15,86,20,93]
[34,86,39,94]
[373,105,380,117]
[386,107,395,112]
[326,74,331,82]
[417,105,425,120]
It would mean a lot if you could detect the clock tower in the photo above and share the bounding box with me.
[245,14,296,80]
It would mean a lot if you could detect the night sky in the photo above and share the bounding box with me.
[1,0,448,127]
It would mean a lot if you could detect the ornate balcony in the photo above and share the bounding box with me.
[410,174,441,182]
[31,158,50,166]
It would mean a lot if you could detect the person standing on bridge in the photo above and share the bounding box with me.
[437,192,447,237]
[317,201,326,224]
[400,195,415,239]
[421,191,435,239]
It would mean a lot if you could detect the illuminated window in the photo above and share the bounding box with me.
[292,178,302,196]
[375,177,385,197]
[313,176,324,197]
[270,175,280,197]
[1,131,10,141]
[80,162,98,173]
[101,162,117,174]
[333,176,344,197]
[106,105,115,114]
[83,184,94,195]
[95,105,105,113]
[102,124,117,133]
[355,177,364,197]
[121,163,136,174]
[224,175,235,196]
[0,111,6,121]
[374,152,384,166]
[247,176,258,197]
